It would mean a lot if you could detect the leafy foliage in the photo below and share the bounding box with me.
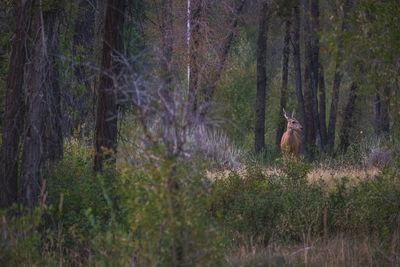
[210,159,400,246]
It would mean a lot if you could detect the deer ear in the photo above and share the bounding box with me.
[283,108,289,119]
[291,109,296,118]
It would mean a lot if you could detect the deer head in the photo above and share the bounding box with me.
[283,108,302,132]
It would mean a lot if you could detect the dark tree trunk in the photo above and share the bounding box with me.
[302,0,316,151]
[94,0,126,172]
[276,20,291,151]
[374,90,382,135]
[327,0,352,153]
[0,0,32,209]
[186,0,202,123]
[21,5,63,210]
[303,0,321,154]
[339,82,358,153]
[292,3,307,153]
[374,87,391,135]
[319,63,327,150]
[44,14,64,163]
[381,86,390,134]
[311,0,322,151]
[327,59,342,152]
[254,2,268,154]
[69,0,96,135]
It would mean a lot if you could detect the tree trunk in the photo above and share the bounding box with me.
[381,86,390,134]
[292,3,307,153]
[303,0,321,154]
[374,90,382,135]
[94,0,126,172]
[69,0,96,134]
[0,0,32,209]
[319,63,327,150]
[302,0,316,152]
[311,0,322,151]
[327,59,342,152]
[374,87,391,135]
[254,2,268,154]
[327,1,352,153]
[276,20,291,151]
[21,5,63,210]
[339,82,358,153]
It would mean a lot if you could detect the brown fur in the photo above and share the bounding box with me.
[281,109,302,159]
[281,128,301,158]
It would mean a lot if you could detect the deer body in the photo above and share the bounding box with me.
[281,109,302,159]
[281,128,301,157]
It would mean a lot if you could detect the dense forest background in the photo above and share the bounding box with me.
[1,0,400,265]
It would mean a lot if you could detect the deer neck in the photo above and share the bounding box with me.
[287,128,300,137]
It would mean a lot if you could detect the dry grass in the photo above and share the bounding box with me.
[227,234,400,266]
[206,165,381,187]
[307,165,381,187]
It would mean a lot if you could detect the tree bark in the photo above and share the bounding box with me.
[292,3,307,153]
[373,90,382,135]
[302,0,316,152]
[303,0,321,154]
[327,59,342,152]
[374,86,391,135]
[69,0,96,134]
[254,2,268,154]
[319,63,327,150]
[276,20,291,151]
[327,1,352,153]
[339,82,358,153]
[0,0,32,209]
[94,0,126,172]
[311,0,322,151]
[21,4,63,210]
[381,86,390,134]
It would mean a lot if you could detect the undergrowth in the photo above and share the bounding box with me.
[1,138,400,266]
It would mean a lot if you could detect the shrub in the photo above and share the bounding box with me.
[0,206,58,266]
[210,168,281,243]
[85,153,225,266]
[329,173,400,238]
[47,138,120,251]
[210,160,325,243]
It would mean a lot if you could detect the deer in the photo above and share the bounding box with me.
[281,108,303,160]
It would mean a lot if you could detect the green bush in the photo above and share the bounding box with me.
[0,206,58,266]
[114,155,224,266]
[329,173,400,238]
[210,168,280,243]
[210,160,325,243]
[210,159,400,245]
[47,138,120,249]
[273,160,325,241]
